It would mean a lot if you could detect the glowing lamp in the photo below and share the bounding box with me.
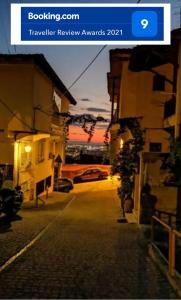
[25,145,32,153]
[120,139,124,149]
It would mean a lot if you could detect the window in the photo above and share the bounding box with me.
[36,180,45,196]
[36,139,45,163]
[20,146,29,167]
[53,91,62,112]
[149,143,162,152]
[49,141,55,159]
[46,176,52,188]
[20,143,32,168]
[153,74,165,91]
[84,170,91,175]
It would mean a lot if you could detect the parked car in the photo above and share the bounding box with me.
[54,178,73,193]
[73,168,108,183]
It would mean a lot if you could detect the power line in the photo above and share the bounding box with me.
[67,45,107,91]
[43,45,107,111]
[0,98,32,130]
[39,0,140,113]
[38,0,140,112]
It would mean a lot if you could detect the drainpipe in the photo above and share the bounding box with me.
[138,153,144,224]
[175,43,181,138]
[175,41,181,225]
[111,77,115,123]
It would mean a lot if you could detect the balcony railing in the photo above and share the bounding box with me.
[164,97,176,119]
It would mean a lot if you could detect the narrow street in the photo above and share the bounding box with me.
[0,179,177,299]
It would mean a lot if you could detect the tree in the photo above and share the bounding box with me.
[54,112,107,143]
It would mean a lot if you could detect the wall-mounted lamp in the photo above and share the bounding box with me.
[120,139,124,149]
[25,145,32,153]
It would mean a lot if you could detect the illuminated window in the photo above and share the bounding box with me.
[20,143,32,168]
[36,139,45,163]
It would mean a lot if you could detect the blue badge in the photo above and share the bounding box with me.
[132,11,158,37]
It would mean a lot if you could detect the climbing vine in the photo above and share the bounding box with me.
[161,136,181,185]
[103,123,111,147]
[115,118,144,204]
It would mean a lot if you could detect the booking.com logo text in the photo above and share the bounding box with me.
[28,12,80,22]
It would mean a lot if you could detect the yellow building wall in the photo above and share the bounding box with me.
[0,64,33,164]
[61,97,69,112]
[17,135,54,201]
[0,62,70,200]
[144,129,170,153]
[0,64,34,131]
[33,66,53,132]
[153,186,177,212]
[0,63,57,134]
[117,61,174,223]
[0,140,14,164]
[119,62,173,130]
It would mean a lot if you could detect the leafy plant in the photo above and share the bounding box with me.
[115,118,144,203]
[162,137,181,185]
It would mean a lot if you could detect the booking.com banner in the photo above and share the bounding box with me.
[11,3,171,45]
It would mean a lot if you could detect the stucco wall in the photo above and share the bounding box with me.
[152,186,177,212]
[0,64,33,131]
[119,62,173,130]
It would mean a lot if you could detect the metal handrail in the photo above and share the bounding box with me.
[152,215,172,231]
[173,229,181,238]
[155,209,176,217]
[152,215,175,276]
[154,209,177,227]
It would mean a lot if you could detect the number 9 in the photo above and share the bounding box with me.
[141,19,149,29]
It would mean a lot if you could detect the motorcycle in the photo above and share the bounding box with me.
[0,185,23,218]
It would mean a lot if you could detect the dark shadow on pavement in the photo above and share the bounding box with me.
[0,215,12,233]
[0,214,22,234]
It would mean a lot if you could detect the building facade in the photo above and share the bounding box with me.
[0,54,76,201]
[107,45,176,222]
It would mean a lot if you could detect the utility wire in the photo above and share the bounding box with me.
[0,45,108,129]
[0,98,32,130]
[39,0,140,112]
[67,45,107,91]
[53,1,141,92]
[45,0,139,96]
[43,45,107,112]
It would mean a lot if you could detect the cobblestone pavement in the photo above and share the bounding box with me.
[0,192,71,266]
[0,179,178,299]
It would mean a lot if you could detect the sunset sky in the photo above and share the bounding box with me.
[0,0,180,144]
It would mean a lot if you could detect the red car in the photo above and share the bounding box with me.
[73,168,108,183]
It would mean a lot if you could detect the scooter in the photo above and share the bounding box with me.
[0,186,23,218]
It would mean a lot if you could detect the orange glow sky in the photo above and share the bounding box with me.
[69,125,109,144]
[69,99,111,144]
